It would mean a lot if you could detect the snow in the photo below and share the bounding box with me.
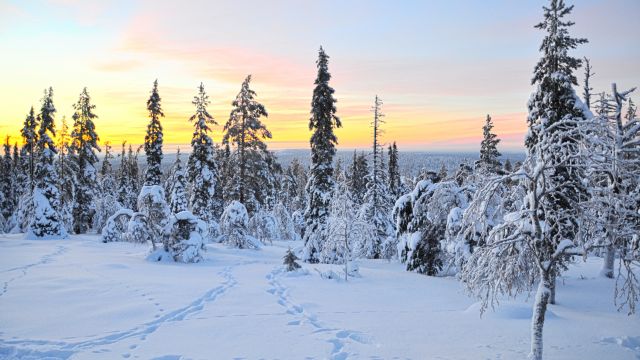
[0,234,638,359]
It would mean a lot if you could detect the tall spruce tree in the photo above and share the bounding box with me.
[348,151,368,206]
[359,96,394,259]
[70,88,101,233]
[0,136,15,221]
[526,0,589,309]
[56,116,77,233]
[478,115,501,171]
[28,87,66,239]
[303,47,342,263]
[188,83,221,223]
[388,141,400,198]
[222,75,272,214]
[144,79,164,186]
[21,107,38,189]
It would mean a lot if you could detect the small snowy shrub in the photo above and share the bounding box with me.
[160,211,206,263]
[248,209,279,244]
[101,209,134,243]
[283,247,301,271]
[125,213,153,244]
[219,201,261,249]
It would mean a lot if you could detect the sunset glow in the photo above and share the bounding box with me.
[0,0,638,152]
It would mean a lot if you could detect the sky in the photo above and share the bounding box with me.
[0,0,638,153]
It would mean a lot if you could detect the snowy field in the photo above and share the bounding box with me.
[0,234,638,360]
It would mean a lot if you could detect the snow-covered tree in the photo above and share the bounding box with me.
[280,158,307,213]
[159,211,207,263]
[325,174,374,266]
[137,184,170,249]
[283,248,301,271]
[222,75,273,214]
[187,83,222,235]
[272,202,298,241]
[0,136,15,223]
[169,157,189,214]
[303,46,342,263]
[462,2,592,358]
[347,151,368,205]
[117,143,141,211]
[359,96,394,259]
[94,142,120,232]
[582,57,594,110]
[248,209,279,244]
[219,200,261,249]
[477,114,501,172]
[388,141,401,199]
[27,87,67,239]
[55,116,77,232]
[144,79,164,186]
[70,87,101,233]
[20,106,38,189]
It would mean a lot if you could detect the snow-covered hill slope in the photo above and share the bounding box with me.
[0,234,638,359]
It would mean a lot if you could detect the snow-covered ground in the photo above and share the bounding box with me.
[0,234,638,360]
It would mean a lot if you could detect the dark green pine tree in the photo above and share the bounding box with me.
[21,106,38,189]
[187,83,220,222]
[283,247,301,271]
[388,141,400,198]
[0,136,15,221]
[13,143,28,198]
[478,114,501,171]
[70,87,101,233]
[144,79,164,186]
[222,75,272,214]
[303,47,342,263]
[526,0,588,311]
[348,151,368,206]
[28,87,66,239]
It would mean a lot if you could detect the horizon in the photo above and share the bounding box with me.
[1,0,639,152]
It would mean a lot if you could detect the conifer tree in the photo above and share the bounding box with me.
[359,96,394,259]
[388,141,400,198]
[222,75,272,214]
[303,47,342,263]
[21,107,38,189]
[144,79,164,186]
[348,151,368,205]
[12,143,27,198]
[28,87,66,239]
[478,115,501,171]
[283,247,301,271]
[188,83,221,223]
[56,116,77,232]
[94,142,119,232]
[582,57,594,110]
[0,136,15,222]
[169,151,189,214]
[70,87,101,233]
[438,162,448,181]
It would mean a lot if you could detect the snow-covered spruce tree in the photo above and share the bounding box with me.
[163,148,182,203]
[582,57,594,110]
[222,75,273,214]
[503,158,513,172]
[525,0,590,308]
[393,179,470,275]
[0,136,15,224]
[55,116,78,233]
[169,154,189,214]
[144,79,164,186]
[136,185,170,249]
[117,143,141,211]
[219,200,261,249]
[272,202,298,241]
[187,83,222,234]
[347,151,368,206]
[325,173,374,268]
[388,141,401,199]
[437,162,448,181]
[27,87,67,239]
[94,142,120,232]
[359,96,394,259]
[303,47,342,263]
[477,114,501,172]
[461,3,592,357]
[283,247,301,272]
[157,211,206,263]
[21,106,38,189]
[5,143,25,232]
[70,87,101,233]
[248,209,279,244]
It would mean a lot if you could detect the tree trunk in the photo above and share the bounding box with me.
[548,268,556,305]
[601,244,615,279]
[529,273,551,360]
